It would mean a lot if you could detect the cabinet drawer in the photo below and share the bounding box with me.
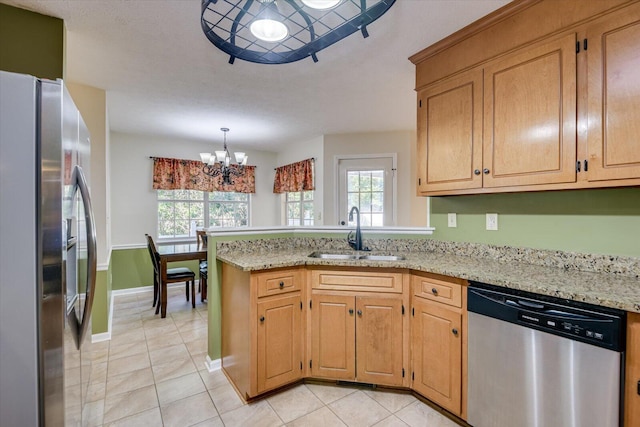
[311,269,403,293]
[412,273,463,308]
[254,269,302,298]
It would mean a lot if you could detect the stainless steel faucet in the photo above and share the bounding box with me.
[347,206,369,251]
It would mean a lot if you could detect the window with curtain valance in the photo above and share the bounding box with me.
[152,157,256,193]
[273,158,314,194]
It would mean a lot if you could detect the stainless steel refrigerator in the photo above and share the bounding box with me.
[0,71,97,426]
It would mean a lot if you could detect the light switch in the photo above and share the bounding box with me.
[448,213,457,228]
[486,213,498,231]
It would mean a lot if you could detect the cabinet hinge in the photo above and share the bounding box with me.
[412,307,415,316]
[300,361,303,370]
[402,305,405,315]
[300,301,303,310]
[584,159,588,172]
[412,372,415,381]
[402,368,405,378]
[576,160,581,172]
[583,38,588,51]
[418,178,421,186]
[576,41,580,54]
[309,300,312,309]
[419,99,422,108]
[309,360,312,369]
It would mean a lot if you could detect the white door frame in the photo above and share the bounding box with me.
[333,153,398,226]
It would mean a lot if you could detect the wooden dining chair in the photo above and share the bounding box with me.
[199,261,207,302]
[145,234,196,313]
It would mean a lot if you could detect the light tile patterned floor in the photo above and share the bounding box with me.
[86,286,461,426]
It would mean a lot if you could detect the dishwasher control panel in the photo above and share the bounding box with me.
[469,282,626,352]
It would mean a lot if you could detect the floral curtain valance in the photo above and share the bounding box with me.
[273,158,315,194]
[152,157,256,193]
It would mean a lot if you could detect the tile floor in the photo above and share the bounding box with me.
[85,285,461,426]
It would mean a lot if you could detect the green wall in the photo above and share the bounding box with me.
[0,4,64,80]
[111,247,199,290]
[430,187,640,257]
[92,270,108,334]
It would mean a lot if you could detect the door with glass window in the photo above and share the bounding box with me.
[338,157,394,227]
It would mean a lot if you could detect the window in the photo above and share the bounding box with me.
[347,170,384,226]
[209,192,250,228]
[285,191,314,226]
[157,190,249,239]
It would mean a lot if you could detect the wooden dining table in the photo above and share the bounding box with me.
[157,242,208,318]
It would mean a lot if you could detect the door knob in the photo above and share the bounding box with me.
[357,310,362,316]
[259,316,265,323]
[483,168,490,174]
[474,169,481,175]
[349,309,354,315]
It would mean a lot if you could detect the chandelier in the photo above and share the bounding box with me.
[200,128,247,185]
[201,0,396,65]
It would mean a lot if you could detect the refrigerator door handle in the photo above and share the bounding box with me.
[73,165,97,346]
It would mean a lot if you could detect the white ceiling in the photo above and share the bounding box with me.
[4,0,508,151]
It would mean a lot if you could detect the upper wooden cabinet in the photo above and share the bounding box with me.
[483,34,577,188]
[586,11,640,181]
[417,68,483,192]
[413,0,640,196]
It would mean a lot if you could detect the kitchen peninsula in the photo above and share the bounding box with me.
[211,230,640,423]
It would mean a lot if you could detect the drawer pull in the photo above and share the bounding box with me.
[431,288,438,295]
[452,328,458,336]
[279,281,285,288]
[349,309,354,315]
[259,316,265,323]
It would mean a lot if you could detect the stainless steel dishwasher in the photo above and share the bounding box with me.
[467,281,626,427]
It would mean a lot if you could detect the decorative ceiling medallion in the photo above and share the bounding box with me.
[201,0,396,64]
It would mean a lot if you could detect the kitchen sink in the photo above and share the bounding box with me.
[308,252,405,261]
[308,252,359,260]
[359,254,406,261]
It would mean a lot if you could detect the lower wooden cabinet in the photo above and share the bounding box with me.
[625,312,640,427]
[310,292,405,386]
[411,297,462,415]
[221,264,304,399]
[256,294,303,394]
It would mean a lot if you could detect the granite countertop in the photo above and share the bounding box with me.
[216,239,640,313]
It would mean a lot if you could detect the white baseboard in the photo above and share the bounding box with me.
[111,285,154,296]
[92,288,115,343]
[205,355,221,372]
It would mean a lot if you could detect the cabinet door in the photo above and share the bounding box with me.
[310,294,355,380]
[256,294,302,393]
[586,8,640,181]
[625,312,640,427]
[355,296,404,386]
[417,68,483,192]
[412,298,462,416]
[483,33,577,188]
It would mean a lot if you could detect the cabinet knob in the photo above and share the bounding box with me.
[259,316,265,323]
[357,310,363,316]
[483,168,490,175]
[349,309,354,315]
[431,288,438,295]
[452,328,458,336]
[474,169,481,175]
[279,281,284,288]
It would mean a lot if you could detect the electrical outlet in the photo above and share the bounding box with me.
[486,213,498,231]
[448,213,457,228]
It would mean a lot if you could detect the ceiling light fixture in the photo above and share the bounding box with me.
[250,0,289,42]
[201,0,396,65]
[200,128,247,185]
[300,0,341,10]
